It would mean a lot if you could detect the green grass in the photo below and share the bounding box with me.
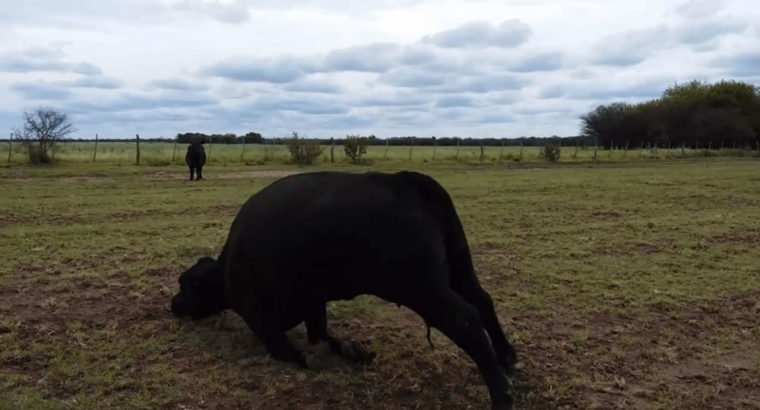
[2,141,757,166]
[1,158,759,409]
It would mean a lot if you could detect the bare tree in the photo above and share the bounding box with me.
[12,108,75,164]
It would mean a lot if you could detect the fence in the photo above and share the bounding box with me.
[2,139,759,166]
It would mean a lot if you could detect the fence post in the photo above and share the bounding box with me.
[93,133,98,162]
[519,141,523,161]
[573,139,579,159]
[456,138,461,161]
[240,136,246,162]
[479,143,484,162]
[408,137,413,162]
[172,135,178,163]
[384,138,389,160]
[593,139,597,160]
[499,139,504,161]
[623,140,629,158]
[681,141,685,158]
[432,137,437,161]
[330,137,334,163]
[135,134,140,165]
[7,133,11,164]
[207,138,212,162]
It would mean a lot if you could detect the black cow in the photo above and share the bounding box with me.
[170,171,517,409]
[185,141,206,180]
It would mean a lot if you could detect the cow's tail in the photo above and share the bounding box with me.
[397,171,477,349]
[426,322,435,350]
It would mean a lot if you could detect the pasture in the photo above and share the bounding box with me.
[3,141,756,166]
[1,159,759,409]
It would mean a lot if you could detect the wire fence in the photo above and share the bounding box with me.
[3,139,759,166]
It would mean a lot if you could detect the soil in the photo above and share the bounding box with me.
[2,252,758,409]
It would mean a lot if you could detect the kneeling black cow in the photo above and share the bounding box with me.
[171,171,517,409]
[185,140,206,180]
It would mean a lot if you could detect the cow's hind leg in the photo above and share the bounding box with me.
[408,288,512,410]
[304,302,375,365]
[452,276,517,375]
[196,166,203,180]
[188,166,195,180]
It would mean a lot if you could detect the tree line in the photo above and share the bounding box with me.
[173,133,593,147]
[581,80,760,149]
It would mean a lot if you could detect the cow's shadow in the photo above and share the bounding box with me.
[174,310,359,372]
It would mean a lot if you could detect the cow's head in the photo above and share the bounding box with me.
[171,257,227,319]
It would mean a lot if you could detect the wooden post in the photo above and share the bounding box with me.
[593,139,597,160]
[93,133,98,162]
[135,134,141,165]
[499,139,504,161]
[330,137,334,163]
[384,138,389,160]
[519,141,523,161]
[479,143,484,162]
[681,141,685,158]
[432,137,437,161]
[623,140,629,158]
[408,137,413,162]
[455,138,461,161]
[172,135,178,163]
[207,138,212,162]
[573,139,579,159]
[241,136,246,162]
[7,133,12,164]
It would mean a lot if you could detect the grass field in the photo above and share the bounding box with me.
[1,159,759,409]
[2,141,757,166]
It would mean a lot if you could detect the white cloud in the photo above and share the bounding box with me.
[0,0,758,138]
[421,19,532,49]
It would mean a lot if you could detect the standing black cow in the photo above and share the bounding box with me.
[170,171,517,409]
[185,140,206,180]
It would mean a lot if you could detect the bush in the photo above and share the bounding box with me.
[540,143,561,162]
[344,135,368,164]
[285,132,323,165]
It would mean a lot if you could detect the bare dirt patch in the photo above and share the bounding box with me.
[143,170,300,180]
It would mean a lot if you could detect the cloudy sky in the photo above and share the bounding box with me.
[1,0,758,139]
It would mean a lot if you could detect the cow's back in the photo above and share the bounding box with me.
[222,171,461,311]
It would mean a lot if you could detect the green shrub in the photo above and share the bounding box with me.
[285,132,323,165]
[344,135,368,164]
[540,143,561,162]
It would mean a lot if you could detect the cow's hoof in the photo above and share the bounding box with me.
[491,395,513,410]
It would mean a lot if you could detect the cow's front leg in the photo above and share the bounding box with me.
[305,302,375,365]
[243,315,307,368]
[188,166,195,181]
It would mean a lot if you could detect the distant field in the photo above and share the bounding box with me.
[1,159,759,409]
[2,141,756,166]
